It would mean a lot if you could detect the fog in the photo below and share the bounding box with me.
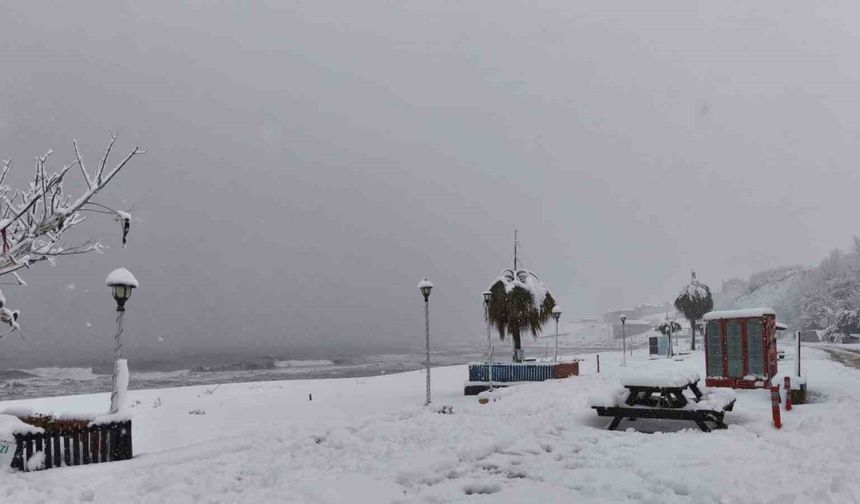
[1,1,859,365]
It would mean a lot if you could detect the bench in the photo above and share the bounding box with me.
[589,372,736,432]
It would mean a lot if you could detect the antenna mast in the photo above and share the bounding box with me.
[513,230,519,270]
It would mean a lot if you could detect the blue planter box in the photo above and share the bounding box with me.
[468,362,555,382]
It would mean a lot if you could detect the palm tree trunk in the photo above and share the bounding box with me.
[690,320,697,351]
[512,328,522,362]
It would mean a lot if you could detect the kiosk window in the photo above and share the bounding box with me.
[706,320,723,377]
[726,320,744,377]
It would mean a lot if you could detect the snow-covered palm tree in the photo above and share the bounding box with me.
[486,269,556,362]
[674,271,713,351]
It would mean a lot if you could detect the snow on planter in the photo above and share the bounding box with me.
[465,361,579,395]
[0,415,43,468]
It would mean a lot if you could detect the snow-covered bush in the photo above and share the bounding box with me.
[825,309,860,343]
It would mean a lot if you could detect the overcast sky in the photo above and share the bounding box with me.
[1,1,859,364]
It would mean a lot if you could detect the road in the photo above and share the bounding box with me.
[820,345,860,369]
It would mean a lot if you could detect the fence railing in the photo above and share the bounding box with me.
[11,419,132,471]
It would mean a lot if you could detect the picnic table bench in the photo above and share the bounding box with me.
[589,372,736,432]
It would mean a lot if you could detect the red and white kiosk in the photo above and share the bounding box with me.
[703,308,779,389]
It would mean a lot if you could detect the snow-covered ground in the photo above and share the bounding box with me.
[1,344,859,503]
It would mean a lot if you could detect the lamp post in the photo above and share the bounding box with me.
[418,278,433,406]
[106,268,138,414]
[483,291,494,391]
[666,314,673,358]
[620,315,627,367]
[551,305,562,362]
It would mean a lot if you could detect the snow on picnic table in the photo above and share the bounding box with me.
[2,346,860,503]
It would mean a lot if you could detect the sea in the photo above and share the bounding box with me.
[0,345,492,401]
[0,333,633,402]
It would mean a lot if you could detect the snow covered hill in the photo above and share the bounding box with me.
[1,346,858,503]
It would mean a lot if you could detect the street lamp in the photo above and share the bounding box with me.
[482,291,494,391]
[106,267,138,414]
[551,305,562,362]
[418,278,433,406]
[620,314,627,367]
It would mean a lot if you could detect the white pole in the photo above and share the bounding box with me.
[424,297,431,406]
[109,306,125,414]
[486,303,494,391]
[621,320,627,367]
[554,318,559,362]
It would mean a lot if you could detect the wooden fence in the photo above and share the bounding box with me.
[11,419,132,471]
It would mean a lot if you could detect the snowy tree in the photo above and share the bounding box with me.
[0,136,142,337]
[825,309,860,343]
[486,269,556,362]
[656,319,682,336]
[655,318,681,357]
[674,271,713,351]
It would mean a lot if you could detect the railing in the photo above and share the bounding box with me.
[10,418,132,471]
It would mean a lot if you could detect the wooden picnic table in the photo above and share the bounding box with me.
[591,377,735,432]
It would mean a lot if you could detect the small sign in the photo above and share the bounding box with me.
[0,439,15,467]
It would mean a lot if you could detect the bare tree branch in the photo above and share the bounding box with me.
[72,139,92,189]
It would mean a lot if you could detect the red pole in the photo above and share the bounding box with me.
[771,385,782,429]
[784,376,792,411]
[597,354,600,374]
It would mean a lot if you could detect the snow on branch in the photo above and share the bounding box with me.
[0,136,141,338]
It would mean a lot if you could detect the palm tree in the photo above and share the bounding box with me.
[674,271,713,351]
[656,318,682,357]
[656,319,682,336]
[486,269,556,362]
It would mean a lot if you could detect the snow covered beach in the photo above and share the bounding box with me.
[2,346,859,503]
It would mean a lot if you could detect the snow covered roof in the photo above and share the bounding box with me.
[703,308,775,321]
[106,267,139,288]
[775,322,788,331]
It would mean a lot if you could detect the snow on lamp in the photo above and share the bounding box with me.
[106,267,138,310]
[418,278,433,301]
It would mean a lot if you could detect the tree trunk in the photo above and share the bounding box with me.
[690,319,697,351]
[512,329,523,362]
